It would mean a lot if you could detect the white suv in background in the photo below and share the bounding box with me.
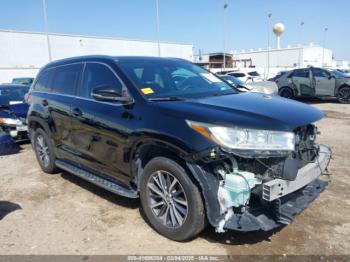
[227,71,263,83]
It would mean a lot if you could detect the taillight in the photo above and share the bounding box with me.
[24,92,31,103]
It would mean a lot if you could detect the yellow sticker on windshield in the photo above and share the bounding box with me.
[141,87,154,95]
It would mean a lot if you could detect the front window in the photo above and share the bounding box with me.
[118,59,237,99]
[0,86,29,105]
[312,68,330,78]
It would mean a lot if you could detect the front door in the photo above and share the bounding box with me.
[70,62,135,185]
[311,68,336,96]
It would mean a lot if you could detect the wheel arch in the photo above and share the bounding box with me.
[27,116,52,140]
[279,86,296,96]
[130,139,195,190]
[336,84,350,95]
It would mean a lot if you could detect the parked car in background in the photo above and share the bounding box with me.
[12,77,34,86]
[227,71,263,83]
[27,56,331,241]
[268,71,287,82]
[220,75,278,95]
[277,67,350,103]
[0,84,29,140]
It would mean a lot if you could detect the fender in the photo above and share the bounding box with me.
[27,115,52,137]
[129,135,197,192]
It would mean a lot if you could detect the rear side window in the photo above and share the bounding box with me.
[51,64,82,95]
[79,63,123,98]
[33,69,55,92]
[291,69,309,78]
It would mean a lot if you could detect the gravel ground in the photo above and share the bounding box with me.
[0,100,349,255]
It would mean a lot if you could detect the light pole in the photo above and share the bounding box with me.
[298,21,304,68]
[223,3,228,72]
[267,13,272,79]
[322,27,328,67]
[42,0,52,62]
[155,0,161,57]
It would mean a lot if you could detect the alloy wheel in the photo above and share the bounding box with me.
[146,170,188,228]
[36,134,50,168]
[338,87,350,103]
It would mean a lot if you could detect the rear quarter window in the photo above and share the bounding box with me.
[33,69,55,92]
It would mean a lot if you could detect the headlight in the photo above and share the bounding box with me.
[186,120,295,152]
[0,118,23,126]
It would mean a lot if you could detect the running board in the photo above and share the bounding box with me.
[55,160,138,198]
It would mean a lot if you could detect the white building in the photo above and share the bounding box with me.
[194,44,335,78]
[0,29,193,83]
[233,43,333,69]
[232,44,333,78]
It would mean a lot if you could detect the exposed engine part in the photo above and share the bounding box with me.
[215,165,261,233]
[217,169,260,211]
[216,208,234,233]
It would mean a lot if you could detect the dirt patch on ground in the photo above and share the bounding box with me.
[0,102,349,255]
[324,110,350,120]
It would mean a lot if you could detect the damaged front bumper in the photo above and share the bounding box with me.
[0,122,28,141]
[188,145,332,232]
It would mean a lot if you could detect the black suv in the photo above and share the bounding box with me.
[27,56,331,241]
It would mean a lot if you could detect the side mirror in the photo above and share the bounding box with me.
[91,86,133,103]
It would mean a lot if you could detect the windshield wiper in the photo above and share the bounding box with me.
[148,96,186,101]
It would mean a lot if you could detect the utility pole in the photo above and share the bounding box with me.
[42,0,52,62]
[298,22,304,68]
[322,27,328,67]
[267,13,272,79]
[223,3,228,72]
[155,0,161,57]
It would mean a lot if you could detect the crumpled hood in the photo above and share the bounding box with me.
[0,103,28,119]
[157,93,324,131]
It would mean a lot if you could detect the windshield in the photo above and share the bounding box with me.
[12,78,33,85]
[118,59,237,99]
[328,69,348,78]
[248,71,260,77]
[0,85,29,105]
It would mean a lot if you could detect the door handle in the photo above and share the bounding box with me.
[42,99,48,106]
[72,107,83,117]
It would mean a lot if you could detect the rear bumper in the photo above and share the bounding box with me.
[223,145,331,232]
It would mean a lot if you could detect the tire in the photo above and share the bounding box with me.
[279,87,294,99]
[33,128,58,174]
[140,157,205,241]
[337,86,350,104]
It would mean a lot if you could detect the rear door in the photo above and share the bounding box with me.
[290,69,312,96]
[70,62,134,185]
[49,63,83,160]
[311,68,335,96]
[31,64,83,160]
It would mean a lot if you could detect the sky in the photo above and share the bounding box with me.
[0,0,349,61]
